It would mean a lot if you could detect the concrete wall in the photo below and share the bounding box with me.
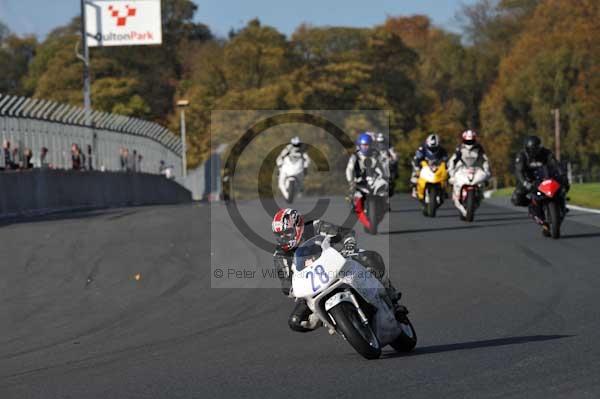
[0,170,191,217]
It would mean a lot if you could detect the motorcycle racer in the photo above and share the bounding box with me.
[272,208,404,333]
[375,133,399,196]
[276,137,311,201]
[511,136,569,233]
[411,133,449,198]
[448,130,491,179]
[345,133,386,193]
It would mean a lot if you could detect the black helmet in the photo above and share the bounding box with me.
[525,136,542,158]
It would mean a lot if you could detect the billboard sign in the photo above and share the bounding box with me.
[85,0,162,47]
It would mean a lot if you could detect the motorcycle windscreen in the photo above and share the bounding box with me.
[292,243,346,298]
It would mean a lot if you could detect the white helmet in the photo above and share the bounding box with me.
[425,134,440,150]
[291,136,301,146]
[375,133,385,143]
[462,130,477,143]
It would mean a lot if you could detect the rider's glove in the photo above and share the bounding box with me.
[341,237,357,257]
[524,181,534,191]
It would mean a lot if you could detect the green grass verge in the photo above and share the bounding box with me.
[492,183,600,209]
[492,187,514,198]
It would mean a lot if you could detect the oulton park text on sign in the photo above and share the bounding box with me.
[85,0,162,47]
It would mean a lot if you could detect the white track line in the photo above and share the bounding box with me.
[568,204,600,215]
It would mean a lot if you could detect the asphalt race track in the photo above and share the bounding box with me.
[2,195,600,398]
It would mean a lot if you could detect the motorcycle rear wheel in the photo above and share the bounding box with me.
[330,302,381,360]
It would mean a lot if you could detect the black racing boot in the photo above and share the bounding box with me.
[542,223,551,237]
[288,299,316,333]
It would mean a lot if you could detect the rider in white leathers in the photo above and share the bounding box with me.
[276,137,311,201]
[448,130,492,207]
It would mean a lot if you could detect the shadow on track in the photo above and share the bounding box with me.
[389,208,422,214]
[473,215,528,223]
[560,232,600,240]
[435,211,526,219]
[382,220,530,235]
[382,335,573,359]
[0,208,120,228]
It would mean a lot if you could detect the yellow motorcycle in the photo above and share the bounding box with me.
[416,159,448,217]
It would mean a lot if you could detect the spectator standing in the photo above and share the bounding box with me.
[80,145,87,170]
[122,148,131,172]
[3,140,13,170]
[38,147,50,169]
[71,144,83,170]
[131,150,138,172]
[24,148,33,169]
[119,147,127,171]
[87,145,93,170]
[126,149,135,172]
[12,147,21,170]
[137,153,143,173]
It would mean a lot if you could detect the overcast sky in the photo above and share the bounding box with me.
[0,0,477,39]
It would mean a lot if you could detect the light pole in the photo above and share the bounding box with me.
[177,100,190,178]
[78,0,92,123]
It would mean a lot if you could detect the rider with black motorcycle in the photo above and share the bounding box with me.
[511,136,569,232]
[272,208,405,333]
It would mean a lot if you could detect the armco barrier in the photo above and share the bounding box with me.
[0,170,191,217]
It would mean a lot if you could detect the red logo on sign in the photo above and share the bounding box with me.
[108,5,137,27]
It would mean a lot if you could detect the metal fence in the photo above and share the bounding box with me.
[0,93,182,176]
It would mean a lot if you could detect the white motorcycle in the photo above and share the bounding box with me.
[278,153,306,204]
[292,236,417,359]
[451,163,490,222]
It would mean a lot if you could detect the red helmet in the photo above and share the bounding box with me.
[462,130,477,146]
[272,208,304,251]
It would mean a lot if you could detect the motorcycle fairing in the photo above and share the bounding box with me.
[538,179,561,198]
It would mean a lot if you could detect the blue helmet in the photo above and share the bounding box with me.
[357,133,372,155]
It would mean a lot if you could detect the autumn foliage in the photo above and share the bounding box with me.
[1,0,598,186]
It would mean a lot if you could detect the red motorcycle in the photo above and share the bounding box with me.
[530,176,565,239]
[350,158,389,235]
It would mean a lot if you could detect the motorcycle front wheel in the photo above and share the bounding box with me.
[390,317,417,353]
[426,185,438,217]
[464,190,476,222]
[366,197,378,235]
[330,302,381,360]
[286,180,296,204]
[545,201,561,239]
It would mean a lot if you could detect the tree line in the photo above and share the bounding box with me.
[1,0,598,187]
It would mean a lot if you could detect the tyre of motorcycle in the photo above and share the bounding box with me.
[390,317,417,353]
[426,184,438,218]
[286,179,296,204]
[366,196,378,235]
[464,189,476,222]
[329,301,381,360]
[545,201,561,239]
